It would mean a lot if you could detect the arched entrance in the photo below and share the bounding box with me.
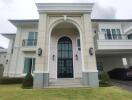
[57,37,73,78]
[49,21,82,79]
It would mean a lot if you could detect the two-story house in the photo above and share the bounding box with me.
[0,47,7,77]
[2,3,132,88]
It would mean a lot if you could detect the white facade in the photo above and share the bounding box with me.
[2,3,132,88]
[0,47,7,77]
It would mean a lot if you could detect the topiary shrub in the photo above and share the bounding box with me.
[99,71,112,87]
[22,73,33,89]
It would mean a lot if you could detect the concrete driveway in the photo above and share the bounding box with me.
[112,79,132,92]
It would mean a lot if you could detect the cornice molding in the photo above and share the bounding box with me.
[36,3,94,13]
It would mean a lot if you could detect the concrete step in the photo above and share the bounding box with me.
[49,78,84,88]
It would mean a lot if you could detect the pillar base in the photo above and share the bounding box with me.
[33,73,49,88]
[82,71,99,87]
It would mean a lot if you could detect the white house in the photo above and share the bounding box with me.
[0,47,7,77]
[2,3,132,88]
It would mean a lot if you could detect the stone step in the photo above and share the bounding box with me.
[49,78,83,87]
[50,78,82,83]
[48,85,87,88]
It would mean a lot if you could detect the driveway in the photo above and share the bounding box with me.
[112,79,132,92]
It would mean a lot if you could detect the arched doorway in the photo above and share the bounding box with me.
[57,37,73,78]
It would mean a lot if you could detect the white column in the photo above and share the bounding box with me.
[9,27,22,77]
[34,13,49,88]
[4,39,14,76]
[81,13,99,87]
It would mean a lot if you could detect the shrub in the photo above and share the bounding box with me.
[22,73,33,89]
[0,77,24,84]
[99,71,112,87]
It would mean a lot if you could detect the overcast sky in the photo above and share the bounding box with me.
[0,0,132,48]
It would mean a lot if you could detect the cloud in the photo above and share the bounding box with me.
[92,3,116,19]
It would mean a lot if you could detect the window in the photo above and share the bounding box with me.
[77,37,81,51]
[23,58,35,73]
[101,29,107,39]
[106,29,112,40]
[27,32,38,46]
[101,28,122,40]
[122,58,127,66]
[111,29,117,40]
[128,33,132,39]
[116,29,122,39]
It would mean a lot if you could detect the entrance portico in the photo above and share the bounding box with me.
[33,3,99,88]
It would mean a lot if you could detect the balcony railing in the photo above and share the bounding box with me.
[97,33,131,40]
[22,39,37,46]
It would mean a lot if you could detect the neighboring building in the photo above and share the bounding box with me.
[2,3,132,88]
[0,47,7,77]
[2,34,15,77]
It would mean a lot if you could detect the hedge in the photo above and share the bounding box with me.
[0,77,24,84]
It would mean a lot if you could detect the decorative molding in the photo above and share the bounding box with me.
[36,3,94,13]
[34,71,49,73]
[83,70,98,72]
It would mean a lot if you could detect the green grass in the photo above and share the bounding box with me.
[0,84,132,100]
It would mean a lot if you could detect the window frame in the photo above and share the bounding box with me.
[101,28,122,40]
[76,37,81,51]
[23,57,36,74]
[27,32,38,46]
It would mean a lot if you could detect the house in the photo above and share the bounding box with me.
[2,3,132,88]
[0,47,7,77]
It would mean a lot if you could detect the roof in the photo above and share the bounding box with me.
[1,33,16,39]
[0,47,4,49]
[8,19,132,25]
[0,48,7,53]
[9,19,38,27]
[91,19,132,22]
[9,19,38,23]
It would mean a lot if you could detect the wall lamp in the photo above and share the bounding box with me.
[53,55,55,61]
[38,48,42,56]
[75,54,78,60]
[89,47,94,55]
[6,60,8,64]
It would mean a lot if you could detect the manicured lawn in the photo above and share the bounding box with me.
[0,84,132,100]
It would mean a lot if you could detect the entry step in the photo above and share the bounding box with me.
[49,78,85,88]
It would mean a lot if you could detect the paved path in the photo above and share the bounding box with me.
[112,79,132,92]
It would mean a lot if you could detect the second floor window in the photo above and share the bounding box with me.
[101,29,122,40]
[27,32,38,46]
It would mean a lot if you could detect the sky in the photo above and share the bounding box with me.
[0,0,132,48]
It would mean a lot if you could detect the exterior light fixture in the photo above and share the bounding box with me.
[6,60,8,64]
[89,47,94,55]
[53,55,55,61]
[75,54,78,60]
[38,48,42,56]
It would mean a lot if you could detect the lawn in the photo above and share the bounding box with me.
[0,84,132,100]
